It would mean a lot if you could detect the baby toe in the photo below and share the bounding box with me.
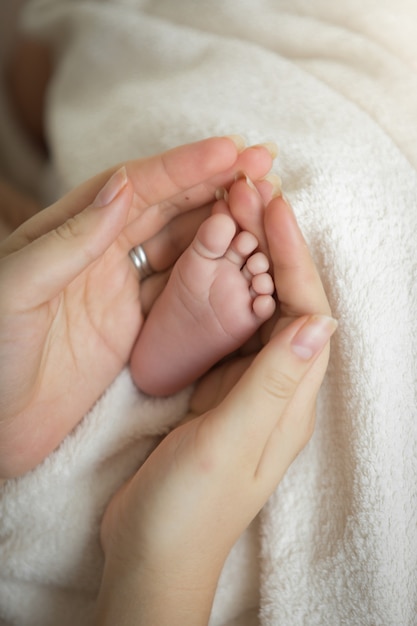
[251,272,275,295]
[194,212,236,259]
[245,251,269,276]
[252,293,276,320]
[226,230,258,266]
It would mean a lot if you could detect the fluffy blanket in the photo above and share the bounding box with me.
[1,1,417,625]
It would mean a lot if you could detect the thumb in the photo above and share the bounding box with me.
[0,167,132,309]
[214,314,337,456]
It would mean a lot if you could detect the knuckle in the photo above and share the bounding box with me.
[52,216,96,264]
[54,216,80,243]
[261,370,298,401]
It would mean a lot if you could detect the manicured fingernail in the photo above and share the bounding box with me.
[93,167,128,208]
[255,142,279,159]
[226,134,247,152]
[291,315,338,360]
[261,173,282,198]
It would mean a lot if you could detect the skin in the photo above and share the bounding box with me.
[0,137,275,477]
[97,195,336,625]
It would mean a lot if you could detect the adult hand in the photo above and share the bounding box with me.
[0,136,274,477]
[97,195,337,626]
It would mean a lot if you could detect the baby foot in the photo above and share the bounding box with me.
[180,211,275,338]
[130,211,275,396]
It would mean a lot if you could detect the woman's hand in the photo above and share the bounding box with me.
[0,137,274,477]
[97,196,337,626]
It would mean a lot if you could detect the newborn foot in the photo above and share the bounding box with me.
[131,211,275,396]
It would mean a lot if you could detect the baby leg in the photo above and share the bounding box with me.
[130,205,275,396]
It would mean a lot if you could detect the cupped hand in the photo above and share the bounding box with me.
[0,137,274,477]
[98,196,336,626]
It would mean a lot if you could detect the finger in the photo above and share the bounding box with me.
[212,314,337,464]
[126,139,276,215]
[0,168,132,311]
[123,142,275,246]
[126,136,245,206]
[53,136,253,230]
[5,138,273,255]
[255,173,282,205]
[1,137,241,252]
[265,196,331,318]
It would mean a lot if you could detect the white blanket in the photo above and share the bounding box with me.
[1,1,417,625]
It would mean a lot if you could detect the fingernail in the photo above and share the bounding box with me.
[226,134,247,152]
[234,170,246,182]
[291,315,338,360]
[233,171,258,193]
[261,173,282,198]
[215,187,229,201]
[93,167,128,208]
[255,142,279,159]
[244,174,258,192]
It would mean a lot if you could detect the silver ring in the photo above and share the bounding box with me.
[129,244,154,281]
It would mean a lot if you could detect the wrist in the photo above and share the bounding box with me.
[96,550,224,626]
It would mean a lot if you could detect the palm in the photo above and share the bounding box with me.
[1,235,142,474]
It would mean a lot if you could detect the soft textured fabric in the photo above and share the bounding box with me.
[1,1,417,625]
